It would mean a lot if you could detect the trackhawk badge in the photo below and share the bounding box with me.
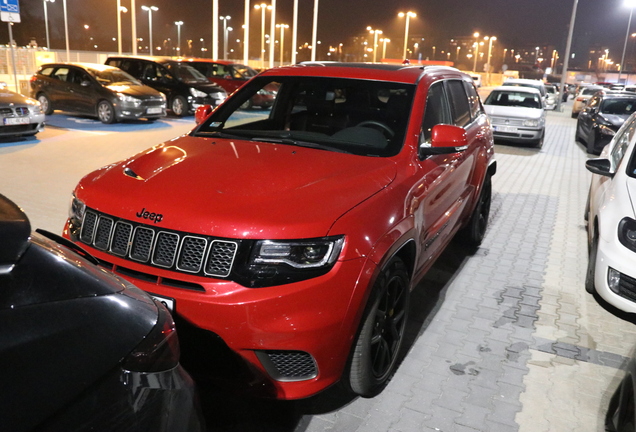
[136,208,163,224]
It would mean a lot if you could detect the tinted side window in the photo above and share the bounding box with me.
[120,60,143,78]
[463,81,482,120]
[422,81,452,142]
[446,80,471,127]
[612,115,636,169]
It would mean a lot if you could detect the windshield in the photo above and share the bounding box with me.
[193,76,415,157]
[484,90,542,109]
[234,64,258,79]
[600,98,636,115]
[167,63,209,84]
[90,68,140,86]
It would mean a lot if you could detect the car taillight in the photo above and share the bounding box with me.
[30,75,37,83]
[576,97,585,102]
[122,302,180,372]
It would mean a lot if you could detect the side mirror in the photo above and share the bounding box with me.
[585,158,613,177]
[194,105,213,124]
[419,124,469,157]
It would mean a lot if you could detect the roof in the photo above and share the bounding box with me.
[491,85,542,95]
[41,62,119,72]
[258,62,466,84]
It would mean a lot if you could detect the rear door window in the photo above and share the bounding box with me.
[446,80,471,127]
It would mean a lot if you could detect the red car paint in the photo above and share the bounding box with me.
[65,63,495,400]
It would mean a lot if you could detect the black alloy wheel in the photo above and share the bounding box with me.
[37,93,53,115]
[97,100,116,124]
[348,257,410,398]
[459,175,492,247]
[585,226,599,294]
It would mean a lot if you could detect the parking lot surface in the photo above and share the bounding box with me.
[2,105,635,431]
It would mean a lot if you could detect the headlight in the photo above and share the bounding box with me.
[618,217,636,252]
[522,119,539,127]
[598,124,616,136]
[190,88,208,98]
[30,103,43,114]
[253,237,343,269]
[69,194,86,227]
[209,91,226,102]
[117,93,141,105]
[159,92,167,102]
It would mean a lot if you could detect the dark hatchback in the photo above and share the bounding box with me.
[576,90,636,154]
[30,62,167,124]
[105,56,227,116]
[0,194,203,431]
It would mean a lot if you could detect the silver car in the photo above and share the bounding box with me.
[484,85,546,148]
[571,85,602,118]
[0,82,45,138]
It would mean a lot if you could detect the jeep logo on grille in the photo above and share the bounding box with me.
[136,207,164,224]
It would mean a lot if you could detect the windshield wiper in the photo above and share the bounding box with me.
[251,137,351,154]
[193,131,247,139]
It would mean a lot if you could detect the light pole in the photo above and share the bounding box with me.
[367,27,382,63]
[220,16,231,59]
[254,4,272,68]
[43,0,54,50]
[212,0,219,60]
[131,0,137,55]
[619,0,636,83]
[276,23,289,65]
[175,21,183,55]
[311,0,319,61]
[557,0,579,112]
[381,37,390,60]
[485,36,496,85]
[398,11,416,60]
[243,0,250,64]
[269,0,276,68]
[63,0,70,60]
[472,32,479,71]
[291,0,298,64]
[116,1,128,55]
[141,5,158,55]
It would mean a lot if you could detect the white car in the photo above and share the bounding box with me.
[572,85,603,118]
[585,111,636,313]
[483,85,546,148]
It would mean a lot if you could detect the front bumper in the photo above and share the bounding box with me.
[594,233,636,314]
[492,125,544,143]
[0,112,45,137]
[115,102,167,120]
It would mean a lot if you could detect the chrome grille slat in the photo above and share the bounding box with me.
[77,208,238,282]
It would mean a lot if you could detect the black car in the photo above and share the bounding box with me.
[0,193,203,431]
[105,56,227,116]
[30,62,167,124]
[606,353,636,431]
[576,90,636,154]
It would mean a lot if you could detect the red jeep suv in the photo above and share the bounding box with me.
[64,63,496,400]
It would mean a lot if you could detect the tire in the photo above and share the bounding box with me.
[585,227,599,294]
[459,174,492,247]
[348,257,410,398]
[571,112,578,119]
[239,98,253,110]
[587,132,601,155]
[97,100,116,124]
[532,131,545,149]
[171,96,188,117]
[37,93,53,115]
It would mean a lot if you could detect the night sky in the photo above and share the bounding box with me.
[1,0,633,66]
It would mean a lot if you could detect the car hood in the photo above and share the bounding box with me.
[599,114,629,128]
[485,105,544,120]
[0,89,34,105]
[78,136,397,239]
[106,83,162,98]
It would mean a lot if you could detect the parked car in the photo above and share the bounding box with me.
[469,73,482,88]
[543,83,557,110]
[585,111,636,314]
[0,193,203,431]
[576,90,636,154]
[606,348,636,431]
[0,82,44,138]
[30,62,167,124]
[63,62,496,400]
[501,78,548,107]
[483,85,546,147]
[571,85,603,118]
[183,58,277,109]
[105,56,227,116]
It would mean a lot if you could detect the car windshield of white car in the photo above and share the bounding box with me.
[485,91,541,109]
[194,76,415,158]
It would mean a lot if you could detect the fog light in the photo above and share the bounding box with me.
[608,267,621,294]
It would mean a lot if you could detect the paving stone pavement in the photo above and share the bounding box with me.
[295,106,636,431]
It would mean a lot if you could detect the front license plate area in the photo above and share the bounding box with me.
[494,125,518,133]
[3,117,29,125]
[147,107,163,114]
[149,292,175,312]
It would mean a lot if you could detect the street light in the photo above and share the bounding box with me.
[398,11,416,60]
[276,23,289,65]
[175,21,184,55]
[63,0,69,60]
[381,37,390,60]
[485,36,496,85]
[311,0,319,61]
[116,1,128,55]
[220,16,231,60]
[254,4,272,68]
[141,5,158,55]
[619,0,636,83]
[472,32,480,71]
[367,27,382,62]
[43,0,55,50]
[131,0,137,55]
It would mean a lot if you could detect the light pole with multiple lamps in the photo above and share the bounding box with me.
[175,21,184,55]
[141,5,158,55]
[220,16,230,59]
[254,3,272,68]
[43,0,54,50]
[398,11,416,60]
